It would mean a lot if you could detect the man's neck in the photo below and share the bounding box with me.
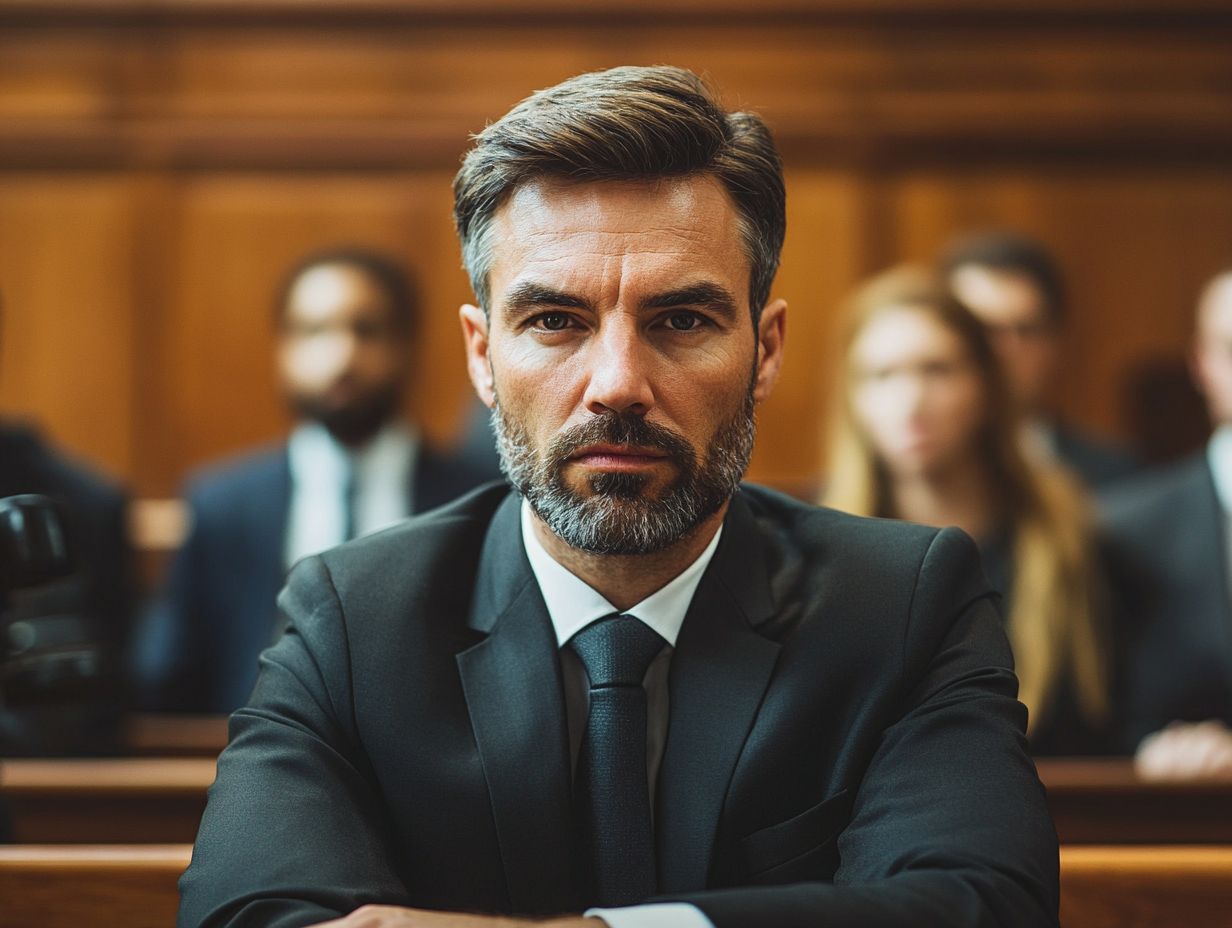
[530,504,728,612]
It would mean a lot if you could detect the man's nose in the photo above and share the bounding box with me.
[318,330,361,379]
[581,318,655,416]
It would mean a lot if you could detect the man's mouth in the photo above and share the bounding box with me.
[569,444,671,471]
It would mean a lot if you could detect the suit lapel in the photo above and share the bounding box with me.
[657,491,781,893]
[253,450,293,642]
[455,493,576,915]
[1192,461,1232,703]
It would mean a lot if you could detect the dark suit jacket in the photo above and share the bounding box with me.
[134,439,502,713]
[179,484,1058,928]
[1051,421,1139,491]
[0,422,133,754]
[1101,452,1232,748]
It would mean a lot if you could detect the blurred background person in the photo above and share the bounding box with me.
[0,293,134,755]
[943,231,1139,491]
[133,246,502,713]
[824,266,1112,754]
[1103,268,1232,778]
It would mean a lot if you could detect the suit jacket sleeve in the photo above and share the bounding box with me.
[666,528,1059,928]
[178,555,411,928]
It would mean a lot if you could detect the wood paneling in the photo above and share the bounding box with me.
[0,176,136,481]
[0,1,1230,497]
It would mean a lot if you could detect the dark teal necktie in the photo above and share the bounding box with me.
[341,460,358,543]
[568,613,666,907]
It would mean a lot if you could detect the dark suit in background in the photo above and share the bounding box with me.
[1101,452,1232,749]
[134,441,500,713]
[179,484,1058,927]
[0,422,133,754]
[1050,421,1140,491]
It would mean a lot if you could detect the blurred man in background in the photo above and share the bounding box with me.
[0,293,134,754]
[1103,269,1232,777]
[943,231,1139,489]
[134,247,502,713]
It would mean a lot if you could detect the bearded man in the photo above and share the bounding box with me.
[180,67,1058,928]
[136,247,501,713]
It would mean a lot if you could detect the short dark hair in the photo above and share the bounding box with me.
[941,231,1067,326]
[452,65,786,323]
[274,246,419,335]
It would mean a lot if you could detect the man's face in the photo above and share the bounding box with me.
[460,176,785,555]
[1194,274,1232,427]
[277,263,408,446]
[949,264,1058,415]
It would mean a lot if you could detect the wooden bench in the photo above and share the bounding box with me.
[4,753,1230,846]
[1060,846,1232,927]
[0,758,215,843]
[0,844,191,928]
[1037,759,1232,844]
[1,844,1228,927]
[122,714,229,757]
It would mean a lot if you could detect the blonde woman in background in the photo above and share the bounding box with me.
[824,266,1113,754]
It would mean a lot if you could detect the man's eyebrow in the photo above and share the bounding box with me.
[501,282,591,315]
[642,283,740,320]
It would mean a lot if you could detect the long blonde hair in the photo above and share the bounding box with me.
[824,266,1108,736]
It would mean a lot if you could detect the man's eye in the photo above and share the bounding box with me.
[666,312,702,331]
[534,313,572,331]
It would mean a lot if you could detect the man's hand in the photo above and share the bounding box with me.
[1135,719,1232,780]
[309,905,601,928]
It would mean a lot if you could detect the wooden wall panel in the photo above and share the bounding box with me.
[0,176,136,482]
[0,1,1230,499]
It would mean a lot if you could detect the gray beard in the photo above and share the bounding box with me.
[491,393,755,556]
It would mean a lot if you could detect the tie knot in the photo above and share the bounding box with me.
[568,614,666,688]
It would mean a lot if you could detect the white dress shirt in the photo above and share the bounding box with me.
[519,501,720,928]
[284,421,419,568]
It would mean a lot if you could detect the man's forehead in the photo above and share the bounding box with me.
[486,175,749,301]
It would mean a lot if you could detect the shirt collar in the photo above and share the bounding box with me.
[287,420,418,487]
[519,499,723,649]
[1208,424,1232,514]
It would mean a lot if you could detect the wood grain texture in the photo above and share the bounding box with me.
[1060,846,1232,928]
[0,844,190,928]
[0,3,1229,498]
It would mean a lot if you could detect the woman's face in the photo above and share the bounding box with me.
[849,305,987,480]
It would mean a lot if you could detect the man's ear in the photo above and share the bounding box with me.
[459,303,495,408]
[753,298,787,404]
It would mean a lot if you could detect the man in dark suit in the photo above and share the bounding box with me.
[180,67,1058,927]
[942,231,1139,490]
[1103,269,1232,775]
[134,248,501,713]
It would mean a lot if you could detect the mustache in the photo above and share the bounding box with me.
[547,412,696,467]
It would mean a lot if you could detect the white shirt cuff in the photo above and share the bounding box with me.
[584,902,716,928]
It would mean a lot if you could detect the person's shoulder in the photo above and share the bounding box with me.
[1099,451,1210,530]
[183,443,289,505]
[314,480,511,591]
[1053,422,1140,487]
[739,482,942,561]
[0,420,127,510]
